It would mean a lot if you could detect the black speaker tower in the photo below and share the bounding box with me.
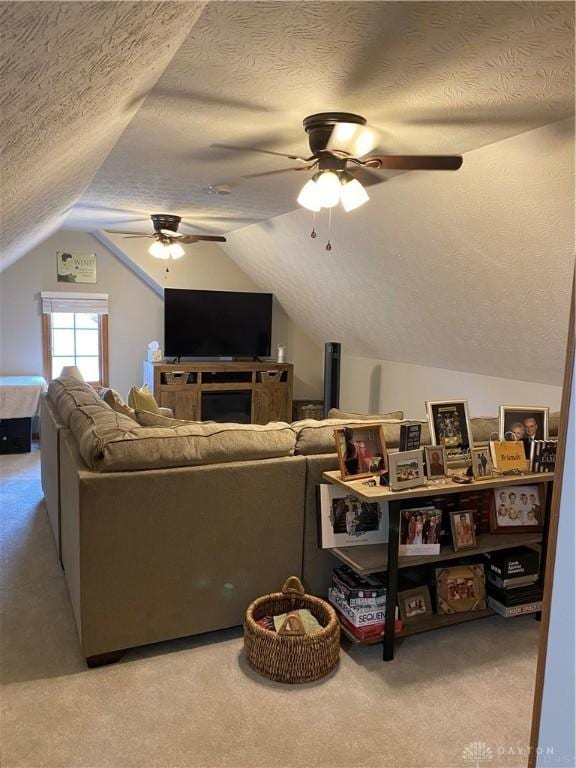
[323,342,341,417]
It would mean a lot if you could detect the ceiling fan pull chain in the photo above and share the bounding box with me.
[310,211,318,239]
[325,208,333,251]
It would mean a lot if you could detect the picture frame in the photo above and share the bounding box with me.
[471,446,493,480]
[490,485,544,534]
[399,506,441,555]
[388,449,426,491]
[499,405,549,442]
[425,400,473,462]
[334,423,388,481]
[424,445,448,479]
[317,485,389,548]
[56,251,97,283]
[449,509,477,552]
[436,565,486,614]
[398,586,433,623]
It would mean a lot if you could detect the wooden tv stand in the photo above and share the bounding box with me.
[143,361,293,424]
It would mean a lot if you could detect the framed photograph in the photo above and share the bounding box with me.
[318,485,388,548]
[449,510,477,551]
[490,485,543,533]
[425,400,473,461]
[399,507,441,555]
[334,424,387,481]
[388,449,425,491]
[398,586,433,623]
[499,405,549,442]
[436,565,486,614]
[56,251,97,283]
[424,445,448,479]
[471,446,493,479]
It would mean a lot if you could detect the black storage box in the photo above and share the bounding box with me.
[0,418,32,453]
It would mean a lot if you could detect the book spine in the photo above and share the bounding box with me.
[329,588,387,627]
[332,573,386,601]
[487,597,542,617]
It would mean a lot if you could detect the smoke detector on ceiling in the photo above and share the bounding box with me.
[207,184,233,196]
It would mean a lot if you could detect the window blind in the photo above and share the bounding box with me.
[40,292,109,315]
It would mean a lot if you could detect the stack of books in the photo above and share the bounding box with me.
[529,440,557,473]
[484,547,543,617]
[328,566,400,641]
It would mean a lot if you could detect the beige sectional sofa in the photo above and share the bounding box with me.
[40,378,558,665]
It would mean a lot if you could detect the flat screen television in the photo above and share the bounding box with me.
[164,288,273,359]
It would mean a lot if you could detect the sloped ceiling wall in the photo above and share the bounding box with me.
[222,119,575,386]
[0,1,204,269]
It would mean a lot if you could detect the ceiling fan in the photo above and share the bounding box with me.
[105,214,227,260]
[213,112,463,213]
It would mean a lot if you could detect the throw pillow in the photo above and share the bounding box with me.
[102,388,136,420]
[127,384,160,414]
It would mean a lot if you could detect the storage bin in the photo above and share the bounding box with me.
[244,577,340,683]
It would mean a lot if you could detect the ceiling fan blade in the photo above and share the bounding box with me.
[143,88,273,114]
[179,235,227,244]
[363,155,463,171]
[211,144,311,162]
[104,230,153,237]
[242,166,311,179]
[326,123,380,157]
[347,166,386,187]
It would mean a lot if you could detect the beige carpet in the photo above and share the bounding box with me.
[1,448,539,768]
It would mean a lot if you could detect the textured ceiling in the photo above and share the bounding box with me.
[0,1,205,269]
[65,0,575,235]
[222,119,575,385]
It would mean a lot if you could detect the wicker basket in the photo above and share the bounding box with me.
[244,577,340,684]
[163,371,189,384]
[258,370,283,383]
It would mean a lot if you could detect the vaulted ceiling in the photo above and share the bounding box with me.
[1,1,573,263]
[1,1,574,384]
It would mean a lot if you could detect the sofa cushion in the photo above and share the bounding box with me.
[134,409,198,427]
[127,385,160,414]
[292,417,431,455]
[468,416,499,444]
[101,388,137,420]
[328,408,404,421]
[71,407,297,471]
[549,412,559,438]
[48,378,110,426]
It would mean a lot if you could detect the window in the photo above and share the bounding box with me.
[41,293,109,386]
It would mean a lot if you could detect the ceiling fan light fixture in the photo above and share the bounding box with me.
[315,171,341,208]
[168,242,185,259]
[340,176,369,212]
[297,178,321,212]
[149,241,171,259]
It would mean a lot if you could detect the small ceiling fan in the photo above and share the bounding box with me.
[213,112,463,213]
[105,214,227,260]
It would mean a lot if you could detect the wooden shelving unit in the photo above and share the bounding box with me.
[322,469,554,661]
[332,531,544,575]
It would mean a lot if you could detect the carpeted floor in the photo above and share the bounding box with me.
[1,448,539,768]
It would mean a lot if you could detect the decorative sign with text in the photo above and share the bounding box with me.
[56,252,97,283]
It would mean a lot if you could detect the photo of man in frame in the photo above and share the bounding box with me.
[500,406,549,442]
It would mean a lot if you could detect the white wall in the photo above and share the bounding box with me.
[0,230,163,398]
[0,229,323,400]
[340,354,562,419]
[536,339,575,767]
